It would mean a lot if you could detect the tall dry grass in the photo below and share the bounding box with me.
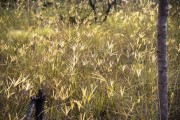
[0,1,179,119]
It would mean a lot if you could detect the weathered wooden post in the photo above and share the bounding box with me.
[35,89,46,120]
[25,89,46,120]
[25,96,36,120]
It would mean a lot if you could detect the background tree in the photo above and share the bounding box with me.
[156,0,168,120]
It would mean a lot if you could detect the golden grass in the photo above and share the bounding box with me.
[0,1,179,119]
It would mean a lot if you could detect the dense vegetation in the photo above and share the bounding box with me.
[0,0,179,119]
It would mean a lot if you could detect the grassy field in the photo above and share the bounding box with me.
[0,1,179,119]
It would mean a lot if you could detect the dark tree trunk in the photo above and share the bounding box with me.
[88,0,97,22]
[156,0,168,120]
[103,0,116,21]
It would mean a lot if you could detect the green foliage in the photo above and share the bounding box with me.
[0,1,179,119]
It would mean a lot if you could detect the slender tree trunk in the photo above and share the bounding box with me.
[103,0,116,21]
[156,0,168,120]
[88,0,97,22]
